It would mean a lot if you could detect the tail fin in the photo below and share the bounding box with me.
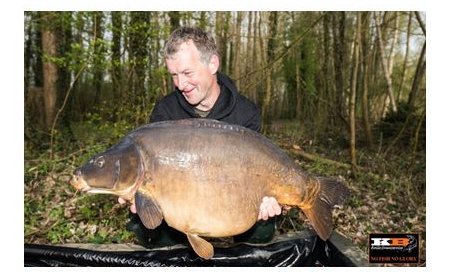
[302,177,350,241]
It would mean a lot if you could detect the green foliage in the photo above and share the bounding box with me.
[70,112,133,146]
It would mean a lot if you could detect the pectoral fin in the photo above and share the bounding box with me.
[186,233,214,259]
[135,189,163,229]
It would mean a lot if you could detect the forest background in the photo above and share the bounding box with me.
[23,11,426,265]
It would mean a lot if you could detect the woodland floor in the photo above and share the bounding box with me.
[24,121,426,267]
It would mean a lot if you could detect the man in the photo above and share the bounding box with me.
[120,26,281,247]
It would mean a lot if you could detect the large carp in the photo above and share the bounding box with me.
[70,119,349,259]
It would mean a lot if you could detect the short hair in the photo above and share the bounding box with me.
[164,27,219,64]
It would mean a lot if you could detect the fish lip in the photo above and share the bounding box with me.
[70,175,92,192]
[80,186,92,192]
[70,176,113,194]
[69,175,136,198]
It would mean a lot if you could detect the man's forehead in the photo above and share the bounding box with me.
[167,40,198,56]
[165,55,192,72]
[165,43,203,71]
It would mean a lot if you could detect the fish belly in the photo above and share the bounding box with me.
[152,174,266,237]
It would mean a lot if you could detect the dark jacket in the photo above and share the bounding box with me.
[150,72,261,132]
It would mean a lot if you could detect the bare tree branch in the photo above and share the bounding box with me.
[414,11,426,36]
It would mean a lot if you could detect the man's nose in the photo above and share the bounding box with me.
[177,74,187,90]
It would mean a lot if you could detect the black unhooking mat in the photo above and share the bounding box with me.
[24,231,355,267]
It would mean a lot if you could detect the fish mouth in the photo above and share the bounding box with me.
[69,175,112,194]
[69,175,93,192]
[69,175,138,200]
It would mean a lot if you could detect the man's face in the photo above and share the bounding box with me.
[165,40,219,109]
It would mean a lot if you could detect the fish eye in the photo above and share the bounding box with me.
[96,157,105,168]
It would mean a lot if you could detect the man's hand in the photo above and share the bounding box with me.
[258,196,281,220]
[118,197,137,214]
[119,196,281,220]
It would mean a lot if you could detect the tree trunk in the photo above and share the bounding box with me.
[32,11,44,88]
[111,11,123,120]
[72,12,88,116]
[41,12,59,130]
[55,12,73,125]
[258,12,266,71]
[262,11,278,129]
[295,57,302,119]
[224,12,232,75]
[387,12,399,77]
[375,12,398,113]
[332,12,346,127]
[232,12,243,86]
[251,11,259,102]
[398,11,412,101]
[111,12,122,99]
[215,11,229,73]
[24,13,33,92]
[129,12,149,110]
[349,13,361,170]
[93,12,106,105]
[321,12,335,127]
[414,11,426,36]
[361,12,374,147]
[245,11,253,78]
[407,42,426,109]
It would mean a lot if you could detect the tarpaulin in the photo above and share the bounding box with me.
[24,230,356,267]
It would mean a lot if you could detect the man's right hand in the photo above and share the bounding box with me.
[118,197,137,214]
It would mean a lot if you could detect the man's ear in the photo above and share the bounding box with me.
[208,54,220,74]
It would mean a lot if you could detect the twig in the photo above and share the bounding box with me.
[289,148,352,170]
[288,147,383,180]
[49,62,88,162]
[289,217,298,232]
